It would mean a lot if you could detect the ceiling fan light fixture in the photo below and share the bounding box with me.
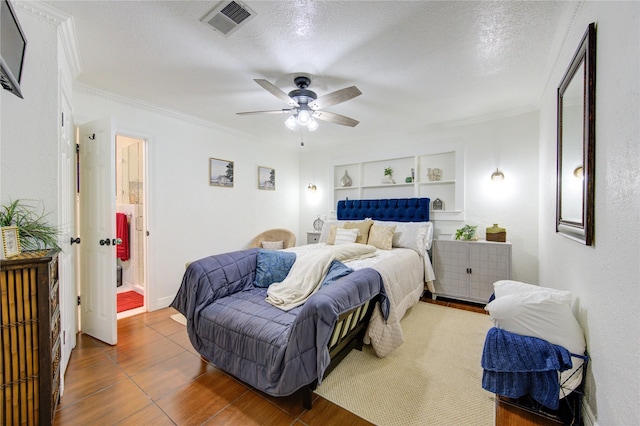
[297,109,311,125]
[307,117,319,132]
[285,115,298,131]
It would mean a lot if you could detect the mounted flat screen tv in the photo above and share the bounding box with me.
[0,0,26,98]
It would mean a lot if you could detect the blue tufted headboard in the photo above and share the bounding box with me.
[337,198,430,222]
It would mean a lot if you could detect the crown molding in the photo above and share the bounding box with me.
[73,83,266,142]
[17,1,82,78]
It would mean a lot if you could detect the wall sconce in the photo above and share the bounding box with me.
[490,168,505,182]
[573,165,584,179]
[307,183,317,192]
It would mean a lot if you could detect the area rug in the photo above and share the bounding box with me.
[315,302,494,426]
[171,313,187,326]
[117,290,144,313]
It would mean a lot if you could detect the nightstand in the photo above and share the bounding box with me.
[306,232,320,244]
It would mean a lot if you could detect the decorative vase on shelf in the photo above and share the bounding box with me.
[340,170,352,187]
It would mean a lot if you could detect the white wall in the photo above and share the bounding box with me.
[299,110,540,284]
[538,3,640,425]
[0,9,59,216]
[73,88,301,309]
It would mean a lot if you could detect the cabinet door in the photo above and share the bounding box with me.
[468,243,511,302]
[433,241,469,298]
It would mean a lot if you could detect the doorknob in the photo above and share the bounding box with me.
[112,238,123,245]
[99,238,111,246]
[70,237,81,245]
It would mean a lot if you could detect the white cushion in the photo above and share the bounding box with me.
[493,280,573,304]
[485,291,586,355]
[334,227,359,245]
[261,240,284,250]
[373,220,433,252]
[319,220,346,243]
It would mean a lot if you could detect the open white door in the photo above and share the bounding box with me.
[78,118,117,345]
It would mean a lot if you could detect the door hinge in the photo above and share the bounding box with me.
[76,143,80,154]
[77,295,81,306]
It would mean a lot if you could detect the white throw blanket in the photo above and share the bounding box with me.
[266,244,378,311]
[265,249,335,311]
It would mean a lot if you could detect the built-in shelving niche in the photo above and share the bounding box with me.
[332,148,464,221]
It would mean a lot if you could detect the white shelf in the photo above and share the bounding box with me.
[419,180,456,185]
[332,147,464,221]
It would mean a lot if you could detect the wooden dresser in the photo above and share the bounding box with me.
[1,249,61,425]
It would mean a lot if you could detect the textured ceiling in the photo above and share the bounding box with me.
[45,0,577,148]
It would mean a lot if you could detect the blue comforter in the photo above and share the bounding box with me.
[481,327,573,410]
[170,248,388,397]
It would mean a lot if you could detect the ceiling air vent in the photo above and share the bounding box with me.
[201,1,256,36]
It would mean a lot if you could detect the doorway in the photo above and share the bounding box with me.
[115,135,146,318]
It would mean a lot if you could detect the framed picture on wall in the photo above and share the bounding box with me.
[209,157,234,188]
[258,166,275,190]
[1,226,22,258]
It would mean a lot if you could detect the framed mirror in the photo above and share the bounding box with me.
[556,23,596,245]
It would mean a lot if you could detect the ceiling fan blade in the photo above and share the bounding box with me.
[236,109,295,115]
[309,86,362,110]
[312,111,360,127]
[254,79,299,107]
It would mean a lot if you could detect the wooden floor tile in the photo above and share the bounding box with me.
[131,350,214,400]
[113,403,175,426]
[202,391,295,425]
[54,379,152,425]
[58,355,128,408]
[299,397,375,426]
[155,368,249,425]
[110,336,187,376]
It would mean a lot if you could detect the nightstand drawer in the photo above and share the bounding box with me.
[307,232,320,244]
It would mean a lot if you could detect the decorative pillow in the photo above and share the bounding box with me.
[485,291,586,355]
[334,227,359,245]
[321,259,354,286]
[344,220,373,244]
[261,240,284,250]
[254,249,296,288]
[325,225,340,245]
[367,224,396,250]
[493,280,573,304]
[319,220,346,243]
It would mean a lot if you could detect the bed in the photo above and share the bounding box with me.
[171,197,433,407]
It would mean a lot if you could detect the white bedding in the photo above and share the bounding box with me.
[285,243,425,357]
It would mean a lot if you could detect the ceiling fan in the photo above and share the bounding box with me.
[236,76,362,131]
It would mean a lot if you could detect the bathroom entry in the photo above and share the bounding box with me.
[115,135,146,318]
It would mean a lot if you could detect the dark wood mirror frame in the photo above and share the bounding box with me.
[557,22,596,245]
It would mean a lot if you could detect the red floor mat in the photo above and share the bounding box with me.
[117,291,144,313]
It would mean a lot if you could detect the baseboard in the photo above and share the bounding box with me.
[582,401,597,426]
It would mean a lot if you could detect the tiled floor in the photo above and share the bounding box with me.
[54,296,485,425]
[54,307,373,425]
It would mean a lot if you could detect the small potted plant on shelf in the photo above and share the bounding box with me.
[455,224,478,241]
[382,167,395,184]
[0,199,60,250]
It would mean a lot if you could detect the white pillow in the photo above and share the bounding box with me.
[485,291,586,355]
[493,280,573,304]
[373,220,433,252]
[334,227,359,245]
[319,220,346,243]
[261,240,284,250]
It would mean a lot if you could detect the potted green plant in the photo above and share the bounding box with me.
[0,199,60,250]
[455,224,478,241]
[383,167,395,184]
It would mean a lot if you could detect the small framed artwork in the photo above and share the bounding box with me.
[209,157,234,188]
[1,226,22,258]
[258,166,275,190]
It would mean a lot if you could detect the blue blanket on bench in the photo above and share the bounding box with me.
[171,248,388,397]
[481,327,573,410]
